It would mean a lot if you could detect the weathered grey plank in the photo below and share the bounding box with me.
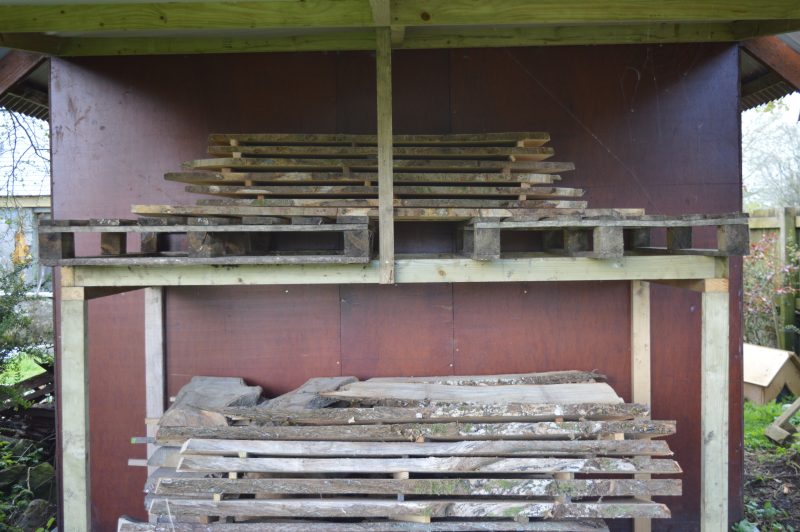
[365,370,606,386]
[120,515,610,531]
[180,438,673,458]
[148,498,670,519]
[262,377,358,410]
[176,455,681,474]
[155,476,682,498]
[320,382,622,405]
[217,402,647,425]
[147,446,181,468]
[157,420,676,446]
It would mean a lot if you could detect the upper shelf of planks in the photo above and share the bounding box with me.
[140,132,589,221]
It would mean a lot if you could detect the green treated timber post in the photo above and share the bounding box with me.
[778,207,797,351]
[60,280,90,531]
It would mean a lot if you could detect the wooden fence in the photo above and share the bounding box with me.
[749,207,799,351]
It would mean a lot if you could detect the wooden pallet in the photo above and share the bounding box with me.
[39,217,372,266]
[460,213,750,260]
[143,372,681,529]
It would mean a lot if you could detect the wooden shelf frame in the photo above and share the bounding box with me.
[59,255,732,532]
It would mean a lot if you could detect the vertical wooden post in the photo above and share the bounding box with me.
[376,27,394,284]
[144,287,165,476]
[778,207,796,350]
[60,271,90,532]
[701,290,729,532]
[630,280,651,532]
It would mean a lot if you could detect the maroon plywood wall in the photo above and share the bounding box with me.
[51,44,742,531]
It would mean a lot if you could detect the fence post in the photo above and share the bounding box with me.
[778,207,797,351]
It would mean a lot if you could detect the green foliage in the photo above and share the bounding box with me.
[743,233,800,347]
[0,441,53,531]
[744,400,800,455]
[0,262,52,408]
[740,499,795,532]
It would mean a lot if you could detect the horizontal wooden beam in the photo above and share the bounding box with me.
[391,0,800,26]
[1,1,799,34]
[0,1,372,33]
[69,255,722,287]
[3,20,800,57]
[651,278,729,293]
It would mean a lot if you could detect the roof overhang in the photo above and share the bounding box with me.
[741,33,800,111]
[1,1,800,56]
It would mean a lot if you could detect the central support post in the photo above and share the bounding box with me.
[376,27,394,284]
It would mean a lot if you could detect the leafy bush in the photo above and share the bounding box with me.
[0,262,55,531]
[0,262,52,407]
[743,232,800,347]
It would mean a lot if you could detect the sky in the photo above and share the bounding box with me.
[0,109,50,197]
[741,91,800,209]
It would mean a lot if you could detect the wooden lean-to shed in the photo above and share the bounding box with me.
[2,2,800,531]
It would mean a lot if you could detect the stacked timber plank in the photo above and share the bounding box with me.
[123,371,681,531]
[133,132,622,222]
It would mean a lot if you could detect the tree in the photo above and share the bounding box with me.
[742,93,800,210]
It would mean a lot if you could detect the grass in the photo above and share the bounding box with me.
[0,353,45,386]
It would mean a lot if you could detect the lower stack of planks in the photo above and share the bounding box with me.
[120,371,681,532]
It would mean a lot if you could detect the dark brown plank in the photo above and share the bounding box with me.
[186,184,585,198]
[208,145,555,161]
[166,171,560,185]
[185,157,575,174]
[208,132,551,147]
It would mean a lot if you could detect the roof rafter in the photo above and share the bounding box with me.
[742,36,800,91]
